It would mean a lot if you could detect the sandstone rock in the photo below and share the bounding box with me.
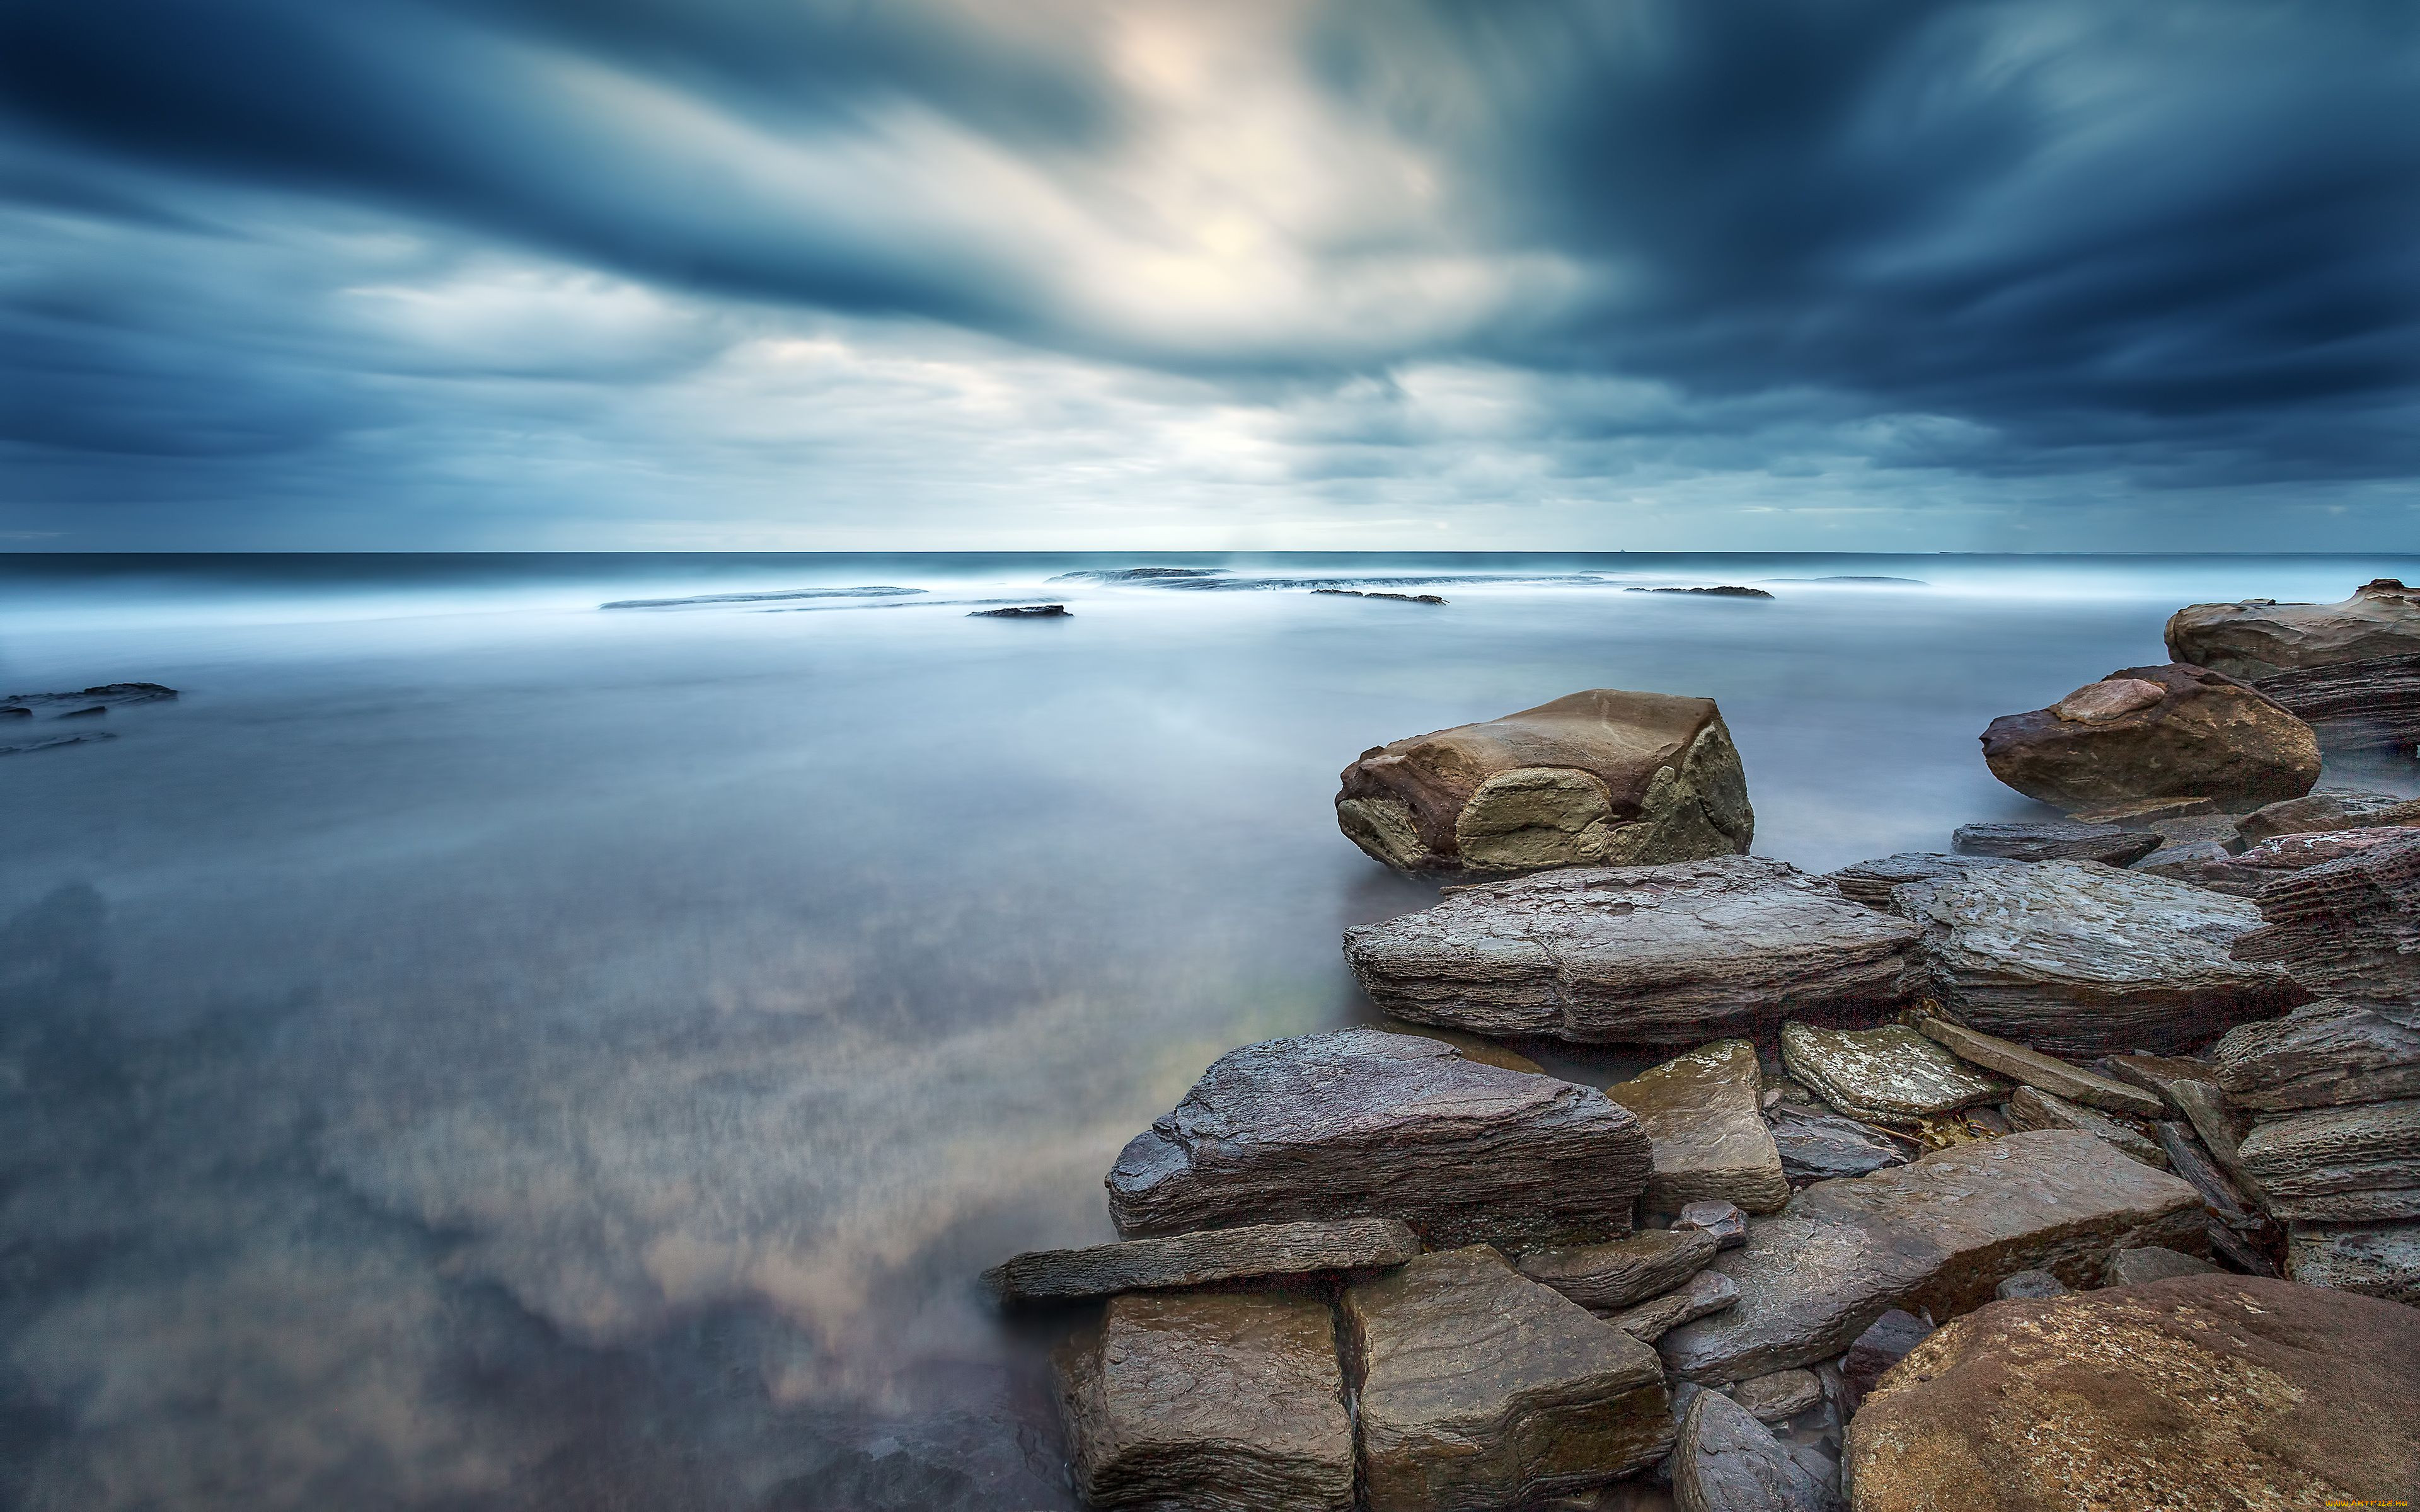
[2204,1217,2280,1278]
[1671,1389,1843,1512]
[1344,857,1918,1045]
[1335,689,1754,877]
[1105,1029,1651,1247]
[1609,1041,1790,1215]
[2167,578,2420,679]
[1841,1274,2420,1511]
[1728,1368,1822,1424]
[2099,1051,2223,1113]
[2286,1218,2420,1304]
[1821,852,2017,908]
[2254,653,2420,752]
[1344,1246,1674,1511]
[1978,663,2320,810]
[2237,1098,2420,1222]
[1992,1269,2068,1300]
[1674,1201,1749,1249]
[1838,1309,1933,1411]
[2102,1245,2221,1286]
[1765,1104,1909,1181]
[1609,1268,1739,1342]
[2128,837,2259,894]
[2162,1077,2264,1202]
[1894,861,2307,1057]
[985,1216,1421,1303]
[2147,813,2244,847]
[2067,795,2220,826]
[1518,1228,1718,1312]
[2234,826,2420,876]
[1777,1022,2003,1128]
[1056,1291,1354,1512]
[2229,828,2420,1002]
[1912,1016,2164,1116]
[967,604,1069,618]
[2236,786,2420,844]
[1949,821,2158,866]
[2003,1085,2167,1169]
[2213,998,2420,1111]
[2151,1121,2263,1228]
[1658,1131,2203,1383]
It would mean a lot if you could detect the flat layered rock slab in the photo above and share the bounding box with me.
[1894,861,2307,1057]
[1608,1040,1789,1214]
[1950,821,2158,866]
[1518,1227,1717,1312]
[1842,1275,2420,1512]
[1766,1104,1909,1181]
[1671,1389,1842,1512]
[2167,578,2420,679]
[2237,1097,2420,1222]
[2214,999,2420,1111]
[1345,857,1919,1045]
[2286,1218,2420,1305]
[1056,1291,1354,1512]
[1344,1246,1674,1512]
[2230,829,2420,1003]
[1658,1131,2204,1383]
[1106,1029,1650,1248]
[1607,1268,1738,1342]
[1913,1015,2163,1116]
[1822,851,2016,908]
[2004,1085,2166,1169]
[986,1216,1420,1303]
[1778,1022,2002,1127]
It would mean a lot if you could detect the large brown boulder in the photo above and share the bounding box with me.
[1343,857,1920,1046]
[1841,1274,2420,1512]
[1978,663,2319,810]
[1105,1029,1651,1248]
[1335,689,1753,876]
[2167,577,2420,679]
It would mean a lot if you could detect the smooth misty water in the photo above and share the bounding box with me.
[2,552,2414,1511]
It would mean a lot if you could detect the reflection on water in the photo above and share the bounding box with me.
[1,553,2414,1509]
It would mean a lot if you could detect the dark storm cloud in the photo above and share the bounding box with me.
[0,0,2414,542]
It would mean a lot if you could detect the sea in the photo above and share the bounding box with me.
[2,551,2414,1511]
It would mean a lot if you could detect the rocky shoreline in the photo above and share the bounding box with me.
[986,579,2420,1510]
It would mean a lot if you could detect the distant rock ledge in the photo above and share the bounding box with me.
[1625,585,1775,599]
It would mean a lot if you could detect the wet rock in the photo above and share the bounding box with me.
[1894,861,2306,1057]
[1978,663,2320,810]
[1344,1246,1674,1511]
[1657,1131,2204,1384]
[1820,852,2015,909]
[1727,1368,1821,1424]
[1107,1029,1651,1247]
[1047,566,1224,583]
[2128,837,2260,893]
[2099,1051,2223,1114]
[2146,812,2244,848]
[2286,1218,2420,1303]
[2237,1098,2420,1222]
[1911,1016,2164,1116]
[1992,1269,2068,1300]
[1841,1274,2420,1512]
[1673,1201,1749,1249]
[2103,1245,2221,1286]
[1518,1228,1718,1312]
[1609,1268,1739,1342]
[2230,828,2420,1002]
[1777,1022,2003,1128]
[1312,588,1445,604]
[2236,786,2420,844]
[1671,1389,1843,1512]
[2167,578,2420,679]
[1344,857,1917,1045]
[2253,653,2420,753]
[2213,999,2420,1111]
[965,604,1069,617]
[1838,1309,1933,1410]
[2003,1085,2167,1169]
[56,704,106,718]
[1949,821,2158,866]
[1765,1104,1908,1182]
[1335,688,1754,878]
[0,731,118,756]
[0,681,178,713]
[2151,1121,2264,1227]
[1609,1041,1790,1215]
[1627,585,1775,599]
[1056,1290,1355,1512]
[2233,826,2420,878]
[2066,795,2220,826]
[984,1216,1420,1303]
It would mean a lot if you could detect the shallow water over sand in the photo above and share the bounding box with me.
[1,552,2414,1509]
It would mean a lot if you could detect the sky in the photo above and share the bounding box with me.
[0,0,2415,552]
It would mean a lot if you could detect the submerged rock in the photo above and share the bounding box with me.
[2237,1098,2420,1223]
[1841,1275,2420,1512]
[1821,852,2016,908]
[1608,1040,1790,1215]
[984,1216,1420,1303]
[1334,689,1753,876]
[1913,1016,2164,1116]
[2003,1085,2167,1169]
[1344,857,1917,1045]
[1950,821,2158,866]
[1344,1246,1674,1512]
[1518,1228,1718,1312]
[1056,1290,1354,1512]
[1978,663,2320,810]
[1671,1389,1843,1512]
[2286,1218,2420,1304]
[1105,1029,1651,1248]
[1778,1022,2003,1128]
[1626,585,1775,599]
[965,604,1069,617]
[1765,1104,1908,1181]
[2213,999,2420,1112]
[1311,588,1446,605]
[0,681,178,713]
[1657,1131,2204,1383]
[1894,861,2306,1057]
[1608,1268,1739,1341]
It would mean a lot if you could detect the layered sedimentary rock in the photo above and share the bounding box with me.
[2254,653,2420,752]
[1607,1269,1739,1342]
[2128,837,2252,892]
[1728,1368,1822,1424]
[1335,689,1754,877]
[2236,786,2420,844]
[1949,821,2158,866]
[1671,1388,1843,1512]
[1344,1246,1674,1512]
[1765,1104,1908,1181]
[1778,1022,2003,1127]
[985,1217,1420,1303]
[2230,829,2420,1002]
[1345,857,1918,1045]
[2003,1085,2166,1169]
[1607,1040,1790,1214]
[2286,1219,2420,1304]
[1912,1016,2164,1116]
[1821,852,2015,908]
[2168,578,2420,679]
[1658,1131,2203,1383]
[1978,663,2320,810]
[1105,1029,1650,1247]
[1517,1228,1717,1312]
[1842,1275,2420,1512]
[2213,999,2420,1111]
[1894,861,2306,1056]
[2103,1245,2220,1286]
[1839,1310,1933,1411]
[2237,1098,2420,1222]
[1056,1291,1355,1512]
